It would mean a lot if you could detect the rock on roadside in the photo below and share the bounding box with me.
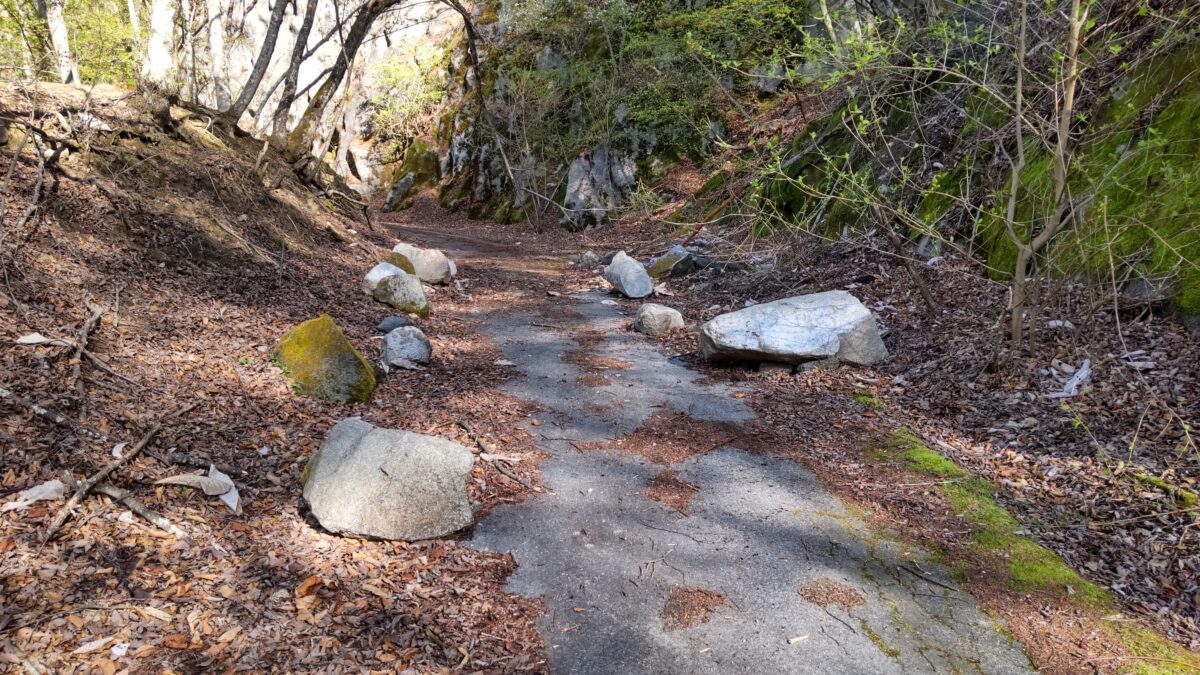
[380,326,432,370]
[362,262,407,295]
[302,417,474,540]
[393,243,455,285]
[634,303,684,336]
[699,291,888,366]
[371,271,431,317]
[375,315,414,333]
[275,315,376,403]
[604,250,654,299]
[647,245,695,279]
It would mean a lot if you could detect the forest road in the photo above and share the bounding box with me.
[394,224,1035,674]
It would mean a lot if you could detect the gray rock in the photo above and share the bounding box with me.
[392,243,455,284]
[699,290,888,366]
[604,251,654,299]
[382,172,415,212]
[751,61,785,94]
[381,326,432,370]
[561,143,637,230]
[371,272,431,317]
[362,262,407,295]
[1123,275,1175,304]
[634,303,684,336]
[646,244,695,279]
[580,250,601,266]
[376,315,414,333]
[302,417,473,541]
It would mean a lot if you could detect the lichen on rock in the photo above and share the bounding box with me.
[275,314,377,403]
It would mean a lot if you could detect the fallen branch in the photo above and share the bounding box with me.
[456,420,536,490]
[0,387,109,441]
[153,450,245,478]
[62,475,191,543]
[71,301,105,407]
[44,401,200,541]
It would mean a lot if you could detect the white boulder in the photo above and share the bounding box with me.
[699,291,888,366]
[362,262,407,295]
[604,251,653,299]
[634,303,684,336]
[302,418,474,541]
[392,243,455,285]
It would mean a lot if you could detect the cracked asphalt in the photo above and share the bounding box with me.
[466,284,1035,674]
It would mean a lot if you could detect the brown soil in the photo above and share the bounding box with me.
[660,587,726,631]
[580,411,749,465]
[798,578,866,612]
[644,470,700,514]
[575,373,611,387]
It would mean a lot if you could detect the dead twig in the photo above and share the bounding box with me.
[152,450,245,478]
[44,401,200,541]
[70,300,105,412]
[456,419,536,490]
[62,475,191,543]
[0,386,109,441]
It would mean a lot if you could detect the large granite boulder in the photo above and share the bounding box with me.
[385,251,417,275]
[371,271,430,317]
[363,262,407,295]
[380,326,432,370]
[699,291,888,366]
[392,243,455,285]
[302,418,474,540]
[604,251,653,299]
[634,303,684,336]
[275,315,376,403]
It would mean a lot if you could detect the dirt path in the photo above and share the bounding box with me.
[401,225,1035,673]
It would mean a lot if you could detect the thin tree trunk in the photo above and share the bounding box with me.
[285,0,395,159]
[225,0,290,122]
[271,0,319,140]
[141,0,178,91]
[205,0,229,108]
[34,0,78,83]
[126,0,141,41]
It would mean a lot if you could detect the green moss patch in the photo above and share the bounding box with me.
[885,430,1109,604]
[275,314,376,404]
[385,251,417,274]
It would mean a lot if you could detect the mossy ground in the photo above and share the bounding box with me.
[880,429,1200,673]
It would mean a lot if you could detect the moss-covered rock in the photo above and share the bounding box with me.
[275,315,377,404]
[385,251,416,274]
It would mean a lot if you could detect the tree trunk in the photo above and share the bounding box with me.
[205,0,229,108]
[126,0,141,41]
[141,0,178,91]
[34,0,78,83]
[1010,247,1032,344]
[271,0,319,140]
[224,0,291,122]
[285,0,395,160]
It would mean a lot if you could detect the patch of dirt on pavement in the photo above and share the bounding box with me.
[660,587,726,631]
[798,578,866,612]
[644,470,699,514]
[581,411,749,465]
[564,350,632,373]
[576,373,612,387]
